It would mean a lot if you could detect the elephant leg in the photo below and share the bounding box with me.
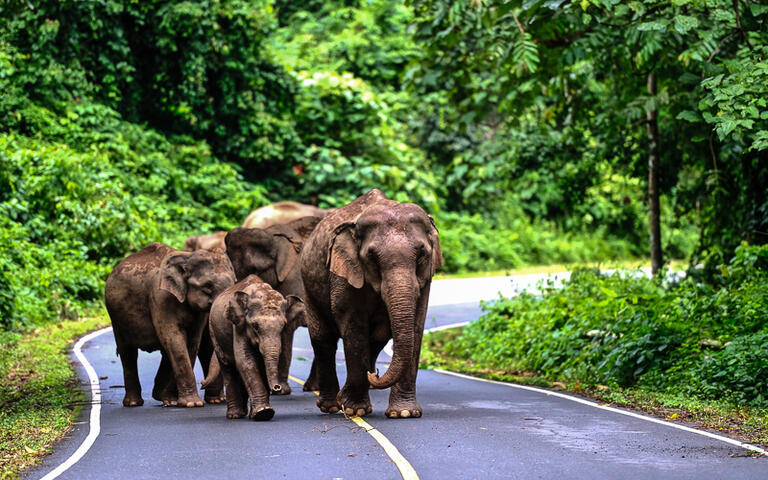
[154,317,203,408]
[117,344,143,407]
[385,287,429,419]
[305,304,340,413]
[152,353,178,406]
[338,330,373,417]
[274,325,294,395]
[303,359,320,392]
[198,325,225,404]
[233,336,274,421]
[221,363,247,419]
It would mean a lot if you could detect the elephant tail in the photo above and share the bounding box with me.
[201,354,221,389]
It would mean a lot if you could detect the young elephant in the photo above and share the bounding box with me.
[224,215,322,393]
[300,189,442,418]
[208,275,304,420]
[105,243,235,407]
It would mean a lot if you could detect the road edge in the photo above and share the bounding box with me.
[37,327,113,480]
[433,368,768,456]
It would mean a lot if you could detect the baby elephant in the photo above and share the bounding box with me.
[105,243,235,408]
[208,275,304,420]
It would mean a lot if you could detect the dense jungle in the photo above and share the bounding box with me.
[1,0,768,475]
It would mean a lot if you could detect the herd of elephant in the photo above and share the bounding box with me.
[104,189,443,421]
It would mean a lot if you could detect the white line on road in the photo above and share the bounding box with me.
[434,369,768,456]
[39,327,113,480]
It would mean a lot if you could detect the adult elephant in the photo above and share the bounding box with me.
[242,201,328,229]
[300,189,442,418]
[184,231,226,252]
[224,215,323,393]
[105,243,235,407]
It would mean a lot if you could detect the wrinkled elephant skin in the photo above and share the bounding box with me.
[300,189,442,418]
[105,243,235,408]
[208,275,304,420]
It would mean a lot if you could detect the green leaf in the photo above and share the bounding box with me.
[676,110,701,123]
[673,15,699,34]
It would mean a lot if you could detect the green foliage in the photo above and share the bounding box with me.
[268,0,420,90]
[442,245,768,407]
[291,70,441,210]
[1,0,300,179]
[435,209,638,273]
[0,317,108,478]
[409,0,768,265]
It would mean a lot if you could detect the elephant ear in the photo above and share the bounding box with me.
[159,253,191,303]
[284,295,306,329]
[226,290,249,330]
[328,222,364,289]
[273,234,299,283]
[428,215,444,276]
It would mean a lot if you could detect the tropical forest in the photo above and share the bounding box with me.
[1,0,768,475]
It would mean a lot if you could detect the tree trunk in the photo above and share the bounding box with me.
[646,72,663,274]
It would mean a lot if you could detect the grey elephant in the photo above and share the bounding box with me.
[207,275,304,420]
[300,189,442,418]
[105,243,235,407]
[242,201,328,229]
[184,231,227,252]
[224,215,322,394]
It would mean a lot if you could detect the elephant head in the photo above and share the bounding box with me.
[159,249,235,311]
[226,277,304,393]
[225,216,323,284]
[328,202,443,389]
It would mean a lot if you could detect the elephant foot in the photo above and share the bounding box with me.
[316,395,340,414]
[249,404,275,421]
[205,392,226,404]
[303,370,319,392]
[337,386,372,417]
[226,407,246,419]
[272,381,292,395]
[122,394,144,407]
[177,392,204,408]
[152,385,177,406]
[385,401,422,419]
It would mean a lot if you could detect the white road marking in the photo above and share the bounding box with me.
[434,369,768,456]
[39,327,113,480]
[384,321,470,357]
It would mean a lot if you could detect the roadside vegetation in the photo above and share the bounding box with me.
[0,317,107,478]
[0,0,767,476]
[422,244,768,447]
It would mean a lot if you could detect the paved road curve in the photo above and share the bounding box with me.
[24,276,768,479]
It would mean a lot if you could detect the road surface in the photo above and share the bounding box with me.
[24,275,768,479]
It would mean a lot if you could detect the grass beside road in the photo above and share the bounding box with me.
[420,328,768,452]
[0,317,109,480]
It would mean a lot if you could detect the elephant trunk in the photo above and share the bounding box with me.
[367,273,417,389]
[260,340,283,393]
[200,354,221,389]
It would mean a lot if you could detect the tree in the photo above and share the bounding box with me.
[408,0,768,269]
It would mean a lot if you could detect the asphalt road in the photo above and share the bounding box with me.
[24,275,768,480]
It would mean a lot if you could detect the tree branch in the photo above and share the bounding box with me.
[732,0,754,51]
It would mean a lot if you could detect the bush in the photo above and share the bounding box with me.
[444,245,768,406]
